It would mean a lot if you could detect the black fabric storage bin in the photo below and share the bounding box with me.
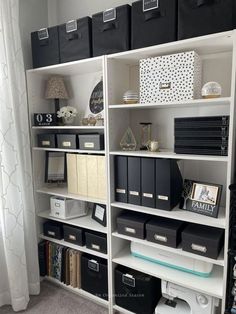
[117,212,150,239]
[59,17,92,63]
[115,265,162,314]
[146,217,185,248]
[56,134,77,149]
[43,221,63,240]
[132,0,177,50]
[78,134,104,150]
[63,225,85,246]
[178,0,236,40]
[85,231,107,253]
[182,224,224,259]
[81,254,108,300]
[37,134,56,148]
[92,5,131,57]
[31,26,60,68]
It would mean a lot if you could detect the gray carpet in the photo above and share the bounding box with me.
[0,281,108,314]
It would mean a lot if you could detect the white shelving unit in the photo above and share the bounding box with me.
[27,30,236,314]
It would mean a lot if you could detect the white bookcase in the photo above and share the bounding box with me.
[26,30,236,314]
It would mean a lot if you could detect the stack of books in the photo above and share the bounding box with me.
[174,116,229,156]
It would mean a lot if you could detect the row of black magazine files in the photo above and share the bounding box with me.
[31,0,236,68]
[38,240,164,314]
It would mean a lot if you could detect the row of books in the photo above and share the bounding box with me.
[38,241,81,288]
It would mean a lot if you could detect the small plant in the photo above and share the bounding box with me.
[57,106,77,118]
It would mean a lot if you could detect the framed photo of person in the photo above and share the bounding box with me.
[45,152,67,183]
[92,204,106,227]
[180,179,222,218]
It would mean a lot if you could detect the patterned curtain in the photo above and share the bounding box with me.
[0,0,40,311]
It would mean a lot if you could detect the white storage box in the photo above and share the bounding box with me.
[140,51,202,103]
[50,197,87,220]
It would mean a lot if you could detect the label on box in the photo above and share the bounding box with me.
[154,234,167,242]
[42,141,50,146]
[66,20,77,33]
[122,274,135,287]
[62,141,71,147]
[116,189,125,194]
[88,259,99,272]
[191,243,207,253]
[103,8,116,22]
[84,142,95,148]
[125,227,136,234]
[158,195,169,200]
[92,244,100,251]
[143,0,158,12]
[48,231,55,236]
[69,234,76,241]
[160,82,171,90]
[130,191,139,196]
[38,28,49,40]
[143,193,153,198]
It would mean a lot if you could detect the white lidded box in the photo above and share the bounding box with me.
[50,196,87,220]
[140,51,202,103]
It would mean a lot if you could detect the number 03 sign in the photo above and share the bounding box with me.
[33,113,56,126]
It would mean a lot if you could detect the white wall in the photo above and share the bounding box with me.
[49,0,133,24]
[19,0,48,69]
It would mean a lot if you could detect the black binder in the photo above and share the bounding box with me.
[141,158,155,208]
[128,157,141,205]
[115,156,128,203]
[38,241,47,277]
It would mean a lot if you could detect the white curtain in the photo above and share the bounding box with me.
[0,0,40,311]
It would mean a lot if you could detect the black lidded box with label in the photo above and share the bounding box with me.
[78,133,104,151]
[37,134,56,148]
[182,224,224,259]
[56,134,77,149]
[117,211,150,239]
[63,225,85,246]
[31,26,60,68]
[92,5,131,57]
[85,230,107,253]
[115,265,162,314]
[43,221,63,240]
[146,217,186,248]
[131,0,178,50]
[81,254,108,300]
[59,17,92,63]
[115,156,128,203]
[178,0,236,40]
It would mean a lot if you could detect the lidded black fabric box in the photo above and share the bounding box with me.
[78,134,104,150]
[63,225,85,246]
[37,134,56,148]
[31,26,60,68]
[43,221,63,240]
[81,254,108,300]
[59,17,92,63]
[115,265,162,314]
[182,224,224,259]
[178,0,236,40]
[92,5,131,57]
[117,212,150,239]
[85,231,107,254]
[56,134,77,149]
[146,217,185,248]
[131,0,177,50]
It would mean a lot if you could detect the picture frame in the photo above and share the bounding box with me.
[180,179,222,218]
[45,152,67,183]
[92,204,107,227]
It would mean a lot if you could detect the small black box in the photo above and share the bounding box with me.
[56,134,77,149]
[81,254,108,300]
[141,158,155,208]
[85,231,107,254]
[37,134,56,148]
[131,0,177,50]
[31,26,60,68]
[146,217,185,248]
[43,221,63,240]
[128,157,141,205]
[178,0,236,40]
[59,17,92,63]
[78,134,104,150]
[117,212,150,239]
[63,225,85,246]
[92,5,131,57]
[182,224,224,259]
[115,265,162,314]
[115,156,128,203]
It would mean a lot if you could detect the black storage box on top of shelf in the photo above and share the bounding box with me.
[59,17,92,63]
[117,212,150,239]
[85,230,107,254]
[115,156,128,203]
[56,134,77,149]
[43,221,63,240]
[78,133,104,151]
[81,253,108,300]
[131,0,177,50]
[115,265,162,314]
[128,157,141,205]
[37,134,56,148]
[178,0,236,40]
[146,217,186,248]
[31,26,60,68]
[92,5,131,57]
[182,224,224,259]
[63,225,85,246]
